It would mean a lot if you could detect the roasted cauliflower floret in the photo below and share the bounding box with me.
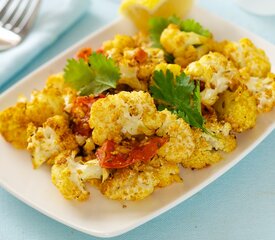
[181,128,222,169]
[103,35,137,73]
[26,73,77,126]
[202,114,237,152]
[103,34,136,60]
[45,73,67,91]
[83,137,96,155]
[26,86,66,126]
[182,114,236,169]
[156,110,195,163]
[89,91,162,145]
[154,63,181,76]
[51,150,106,201]
[45,73,77,113]
[214,85,257,132]
[103,34,165,91]
[0,102,30,149]
[27,115,78,169]
[0,74,74,149]
[184,52,240,106]
[100,156,181,200]
[149,156,182,187]
[100,165,159,201]
[222,38,270,78]
[160,24,213,67]
[245,72,275,113]
[118,47,165,90]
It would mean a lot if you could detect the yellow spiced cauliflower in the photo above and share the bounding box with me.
[160,24,214,67]
[89,91,163,145]
[0,74,74,149]
[118,47,165,90]
[214,85,258,132]
[181,128,222,169]
[27,115,78,168]
[26,76,68,126]
[100,156,181,200]
[51,150,107,201]
[103,34,165,91]
[221,38,271,78]
[0,102,30,149]
[184,52,240,107]
[156,110,195,163]
[89,92,195,164]
[182,114,236,169]
[103,34,137,59]
[244,73,275,113]
[154,62,182,76]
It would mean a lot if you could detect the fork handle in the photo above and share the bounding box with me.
[0,27,22,51]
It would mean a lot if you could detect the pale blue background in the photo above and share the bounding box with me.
[1,0,275,239]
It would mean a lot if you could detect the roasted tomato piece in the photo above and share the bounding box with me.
[134,48,148,63]
[96,47,104,54]
[71,95,104,136]
[96,137,167,169]
[76,47,92,62]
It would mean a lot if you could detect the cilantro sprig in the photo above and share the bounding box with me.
[149,15,211,49]
[64,53,120,95]
[150,70,207,131]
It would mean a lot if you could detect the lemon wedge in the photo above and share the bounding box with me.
[120,0,194,32]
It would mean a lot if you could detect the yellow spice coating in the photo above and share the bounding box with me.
[26,74,71,126]
[156,110,195,163]
[51,150,90,201]
[103,35,136,54]
[27,115,78,169]
[222,38,271,78]
[244,72,275,113]
[154,62,182,76]
[89,91,163,145]
[0,102,30,149]
[181,128,222,169]
[182,113,236,169]
[184,52,240,107]
[89,92,195,165]
[214,85,257,133]
[160,24,213,67]
[26,87,66,126]
[104,34,165,90]
[202,113,237,152]
[100,156,181,200]
[0,74,74,149]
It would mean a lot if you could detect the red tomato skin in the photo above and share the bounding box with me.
[96,48,104,54]
[76,47,92,62]
[71,95,105,136]
[96,137,167,169]
[134,48,148,63]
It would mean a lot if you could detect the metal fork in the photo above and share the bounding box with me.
[0,0,41,51]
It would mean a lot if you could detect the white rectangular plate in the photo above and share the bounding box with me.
[0,6,275,238]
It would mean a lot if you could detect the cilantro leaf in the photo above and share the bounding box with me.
[149,17,169,48]
[64,58,94,95]
[149,15,211,49]
[64,53,120,95]
[180,19,211,38]
[150,70,206,131]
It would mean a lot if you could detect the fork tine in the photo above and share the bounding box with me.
[13,0,40,34]
[6,0,31,30]
[0,0,21,27]
[0,0,10,15]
